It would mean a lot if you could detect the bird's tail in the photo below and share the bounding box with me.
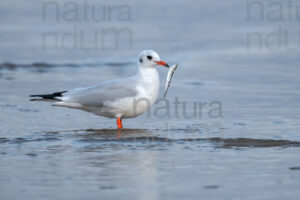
[30,91,67,101]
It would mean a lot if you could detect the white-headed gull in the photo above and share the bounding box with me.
[30,50,170,129]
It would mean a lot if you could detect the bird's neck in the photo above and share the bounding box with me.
[136,67,159,84]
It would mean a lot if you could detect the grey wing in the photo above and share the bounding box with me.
[60,79,138,107]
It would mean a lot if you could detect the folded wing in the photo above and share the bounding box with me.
[58,79,138,107]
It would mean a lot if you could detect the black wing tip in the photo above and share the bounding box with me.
[52,91,68,96]
[29,91,67,100]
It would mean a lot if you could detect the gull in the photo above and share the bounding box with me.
[30,50,169,129]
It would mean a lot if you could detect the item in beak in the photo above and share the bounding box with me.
[163,64,178,97]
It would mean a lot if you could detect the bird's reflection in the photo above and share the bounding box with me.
[82,128,153,139]
[42,128,155,140]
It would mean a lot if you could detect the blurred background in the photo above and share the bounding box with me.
[0,0,300,199]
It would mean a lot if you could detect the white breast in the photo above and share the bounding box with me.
[116,67,159,118]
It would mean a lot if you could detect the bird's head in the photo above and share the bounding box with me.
[138,50,169,69]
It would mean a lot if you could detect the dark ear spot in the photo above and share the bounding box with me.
[147,55,152,60]
[139,58,143,63]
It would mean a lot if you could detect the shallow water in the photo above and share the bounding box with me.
[1,0,300,199]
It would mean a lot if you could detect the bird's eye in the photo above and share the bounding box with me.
[139,58,143,63]
[147,55,152,60]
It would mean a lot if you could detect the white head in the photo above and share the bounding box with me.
[138,50,169,69]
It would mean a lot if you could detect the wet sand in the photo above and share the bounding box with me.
[1,62,300,200]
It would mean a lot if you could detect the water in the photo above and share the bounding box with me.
[1,0,300,199]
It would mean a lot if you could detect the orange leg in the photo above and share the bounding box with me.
[117,117,123,129]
